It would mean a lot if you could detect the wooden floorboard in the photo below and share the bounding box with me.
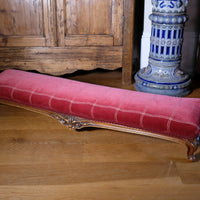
[0,69,200,199]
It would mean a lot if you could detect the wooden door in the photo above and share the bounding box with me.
[56,0,123,47]
[56,0,135,85]
[0,0,56,47]
[0,0,135,85]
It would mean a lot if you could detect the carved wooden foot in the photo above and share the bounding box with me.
[185,136,200,161]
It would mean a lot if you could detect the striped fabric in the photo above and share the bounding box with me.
[0,69,200,140]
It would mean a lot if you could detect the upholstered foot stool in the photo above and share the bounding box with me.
[0,69,199,161]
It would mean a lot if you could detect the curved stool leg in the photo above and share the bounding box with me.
[185,137,200,161]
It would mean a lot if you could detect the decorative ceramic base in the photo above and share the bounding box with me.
[135,0,191,97]
[135,66,191,97]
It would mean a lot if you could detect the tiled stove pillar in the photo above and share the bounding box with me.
[135,0,191,96]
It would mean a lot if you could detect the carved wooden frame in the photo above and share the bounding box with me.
[0,99,199,161]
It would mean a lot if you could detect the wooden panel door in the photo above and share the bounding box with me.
[56,0,123,47]
[0,0,135,85]
[0,0,56,47]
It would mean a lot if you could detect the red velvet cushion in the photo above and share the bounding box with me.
[0,69,200,140]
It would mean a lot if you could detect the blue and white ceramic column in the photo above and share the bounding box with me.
[135,0,191,96]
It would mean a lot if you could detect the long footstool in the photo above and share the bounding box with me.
[0,69,199,161]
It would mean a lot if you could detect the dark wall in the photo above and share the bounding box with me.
[132,0,144,73]
[179,0,200,76]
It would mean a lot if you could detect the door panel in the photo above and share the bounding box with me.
[57,0,123,47]
[66,0,112,35]
[0,0,56,47]
[0,0,43,36]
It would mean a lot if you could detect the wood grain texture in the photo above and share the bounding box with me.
[122,0,135,85]
[61,0,123,47]
[65,35,114,46]
[0,0,56,47]
[0,0,43,36]
[0,70,200,199]
[66,0,112,35]
[0,182,200,200]
[56,0,66,47]
[112,0,123,45]
[0,46,122,75]
[0,37,46,47]
[43,0,57,46]
[0,0,134,84]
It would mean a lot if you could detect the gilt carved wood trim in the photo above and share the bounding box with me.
[49,113,96,129]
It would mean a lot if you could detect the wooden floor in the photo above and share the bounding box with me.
[0,69,200,200]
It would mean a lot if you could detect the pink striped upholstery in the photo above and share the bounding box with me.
[0,69,200,140]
